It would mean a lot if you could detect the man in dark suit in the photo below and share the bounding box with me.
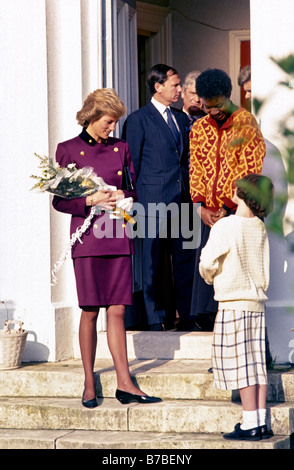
[122,64,197,331]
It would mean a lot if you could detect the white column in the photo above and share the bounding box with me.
[129,13,139,113]
[81,0,103,98]
[251,0,294,363]
[46,0,83,308]
[46,0,86,358]
[117,3,131,124]
[104,0,116,89]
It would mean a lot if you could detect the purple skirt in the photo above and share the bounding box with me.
[73,255,133,309]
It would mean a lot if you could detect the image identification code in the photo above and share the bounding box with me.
[101,453,193,467]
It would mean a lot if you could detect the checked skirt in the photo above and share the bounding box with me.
[211,309,267,391]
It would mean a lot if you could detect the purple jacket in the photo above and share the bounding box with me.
[52,129,138,258]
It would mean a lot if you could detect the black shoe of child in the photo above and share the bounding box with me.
[260,425,274,439]
[223,422,261,441]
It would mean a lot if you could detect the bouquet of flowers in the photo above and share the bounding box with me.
[31,154,134,285]
[31,157,103,196]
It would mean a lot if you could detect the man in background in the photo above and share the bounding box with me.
[238,65,251,107]
[181,70,206,130]
[123,64,197,331]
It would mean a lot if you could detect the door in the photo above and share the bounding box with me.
[230,30,250,107]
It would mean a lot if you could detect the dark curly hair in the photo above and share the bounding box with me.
[196,68,232,99]
[235,174,274,218]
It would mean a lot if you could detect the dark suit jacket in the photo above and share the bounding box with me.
[122,101,191,210]
[52,131,137,258]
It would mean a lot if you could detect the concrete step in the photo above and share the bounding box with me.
[0,397,293,437]
[94,331,213,360]
[0,428,290,450]
[1,330,293,451]
[1,359,294,402]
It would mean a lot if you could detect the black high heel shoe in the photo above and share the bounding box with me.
[82,392,98,408]
[116,389,162,404]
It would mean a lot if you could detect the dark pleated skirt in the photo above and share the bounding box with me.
[191,221,218,315]
[73,255,133,309]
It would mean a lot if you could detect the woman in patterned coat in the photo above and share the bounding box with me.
[189,68,266,331]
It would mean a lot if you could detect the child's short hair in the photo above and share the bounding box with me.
[235,173,274,218]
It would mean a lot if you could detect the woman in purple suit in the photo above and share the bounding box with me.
[53,89,161,407]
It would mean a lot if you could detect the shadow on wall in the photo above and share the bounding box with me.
[22,331,50,362]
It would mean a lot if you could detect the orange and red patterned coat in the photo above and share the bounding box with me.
[189,107,266,212]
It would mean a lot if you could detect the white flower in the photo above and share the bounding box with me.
[67,163,76,170]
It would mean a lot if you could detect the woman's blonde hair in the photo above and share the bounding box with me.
[76,88,126,127]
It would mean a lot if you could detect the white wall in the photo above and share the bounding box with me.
[251,0,294,363]
[171,0,250,81]
[0,0,56,360]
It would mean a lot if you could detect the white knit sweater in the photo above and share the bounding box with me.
[199,215,269,312]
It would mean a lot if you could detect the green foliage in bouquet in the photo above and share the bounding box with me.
[30,153,99,198]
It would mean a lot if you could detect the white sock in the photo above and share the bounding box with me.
[240,410,258,430]
[258,408,267,426]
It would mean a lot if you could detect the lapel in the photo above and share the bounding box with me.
[147,102,182,156]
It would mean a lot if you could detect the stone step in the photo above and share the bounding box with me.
[94,331,213,360]
[0,397,293,437]
[1,359,293,402]
[0,357,293,450]
[0,428,290,450]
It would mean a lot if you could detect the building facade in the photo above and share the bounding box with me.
[0,0,293,363]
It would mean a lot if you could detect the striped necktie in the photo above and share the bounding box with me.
[165,107,181,151]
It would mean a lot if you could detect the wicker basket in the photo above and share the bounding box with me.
[0,320,28,370]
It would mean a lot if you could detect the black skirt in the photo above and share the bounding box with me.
[191,221,218,316]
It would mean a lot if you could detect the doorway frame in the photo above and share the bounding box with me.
[229,29,250,105]
[136,1,173,106]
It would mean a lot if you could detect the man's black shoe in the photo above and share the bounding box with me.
[149,323,164,331]
[176,319,202,331]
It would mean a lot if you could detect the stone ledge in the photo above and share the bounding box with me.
[0,428,290,450]
[0,397,293,436]
[1,359,293,401]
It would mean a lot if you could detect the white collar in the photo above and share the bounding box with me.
[151,97,169,117]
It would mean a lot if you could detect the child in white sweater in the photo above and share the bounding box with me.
[199,173,274,441]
